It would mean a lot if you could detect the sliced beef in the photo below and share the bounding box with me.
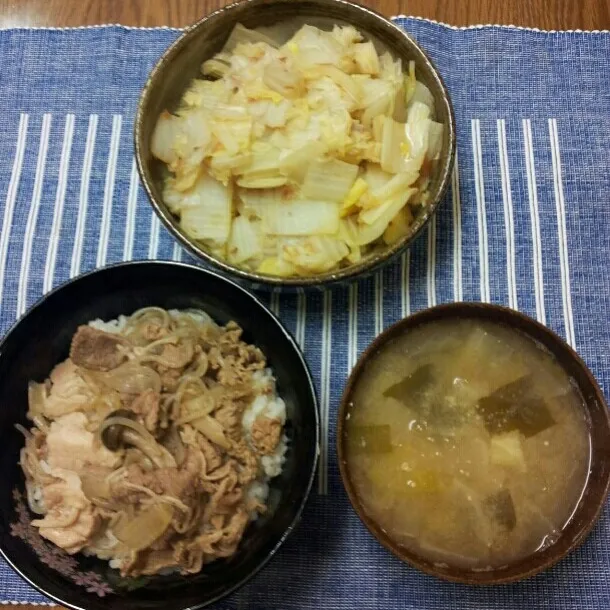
[159,366,182,391]
[140,322,168,341]
[117,449,201,505]
[130,389,161,433]
[70,325,129,371]
[227,438,259,485]
[159,341,195,368]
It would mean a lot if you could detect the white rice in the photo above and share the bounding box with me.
[88,315,129,334]
[246,480,270,518]
[242,368,288,501]
[26,482,46,515]
[89,309,216,333]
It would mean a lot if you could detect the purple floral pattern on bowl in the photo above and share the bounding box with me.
[10,488,114,598]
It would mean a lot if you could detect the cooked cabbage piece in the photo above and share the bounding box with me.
[179,171,233,247]
[301,159,359,202]
[227,215,263,264]
[490,431,527,472]
[263,200,340,236]
[280,235,349,273]
[151,23,441,277]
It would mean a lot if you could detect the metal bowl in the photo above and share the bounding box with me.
[337,303,610,584]
[135,0,456,289]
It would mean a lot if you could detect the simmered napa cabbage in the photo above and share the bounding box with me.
[151,23,443,277]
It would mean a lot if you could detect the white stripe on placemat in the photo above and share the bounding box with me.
[401,250,410,317]
[375,270,383,335]
[172,242,182,262]
[549,118,576,348]
[0,602,54,607]
[148,212,160,259]
[427,216,437,307]
[43,114,75,294]
[295,289,306,349]
[70,114,98,277]
[270,291,280,317]
[17,113,52,316]
[471,119,490,303]
[96,114,122,267]
[523,119,546,324]
[348,282,358,369]
[0,113,28,308]
[318,289,331,495]
[123,158,139,261]
[452,150,463,302]
[497,119,518,310]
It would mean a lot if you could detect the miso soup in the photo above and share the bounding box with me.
[344,319,591,569]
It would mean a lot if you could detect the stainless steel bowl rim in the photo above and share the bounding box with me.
[135,0,456,288]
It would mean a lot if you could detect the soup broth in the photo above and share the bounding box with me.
[344,319,591,569]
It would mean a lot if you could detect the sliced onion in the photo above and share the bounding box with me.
[28,382,46,417]
[175,394,216,426]
[191,415,230,449]
[90,363,161,395]
[112,504,174,552]
[81,473,111,500]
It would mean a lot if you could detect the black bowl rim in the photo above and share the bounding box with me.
[336,301,610,585]
[0,259,320,610]
[135,0,456,289]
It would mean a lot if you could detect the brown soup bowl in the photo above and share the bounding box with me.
[336,302,610,584]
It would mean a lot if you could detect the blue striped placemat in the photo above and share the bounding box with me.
[1,16,610,609]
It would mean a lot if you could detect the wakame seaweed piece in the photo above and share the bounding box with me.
[476,375,555,437]
[349,424,392,455]
[428,397,474,432]
[517,396,556,437]
[483,489,517,531]
[383,364,436,404]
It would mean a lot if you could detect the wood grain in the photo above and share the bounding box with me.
[0,0,608,609]
[0,0,609,29]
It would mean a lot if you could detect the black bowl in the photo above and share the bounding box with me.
[0,261,319,610]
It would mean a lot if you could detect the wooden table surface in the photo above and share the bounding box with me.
[0,0,608,608]
[0,0,609,30]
